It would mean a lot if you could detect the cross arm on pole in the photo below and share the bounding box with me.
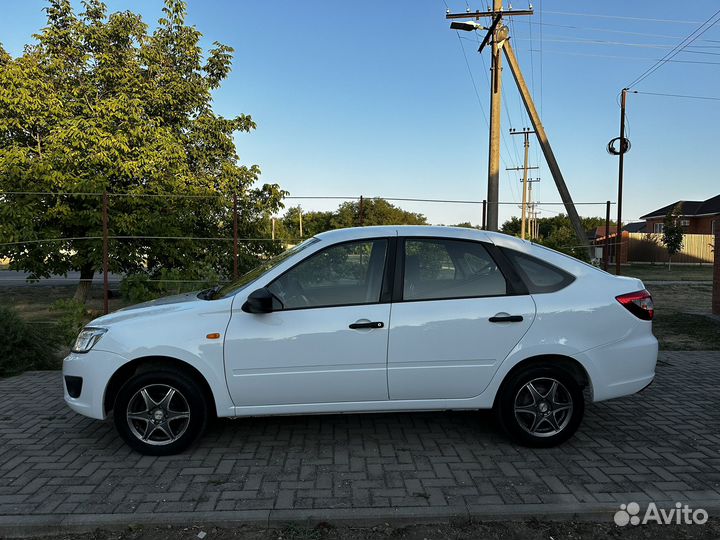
[445,9,533,19]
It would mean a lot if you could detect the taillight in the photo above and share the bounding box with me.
[616,289,654,321]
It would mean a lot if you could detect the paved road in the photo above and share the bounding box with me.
[0,351,719,529]
[0,271,122,286]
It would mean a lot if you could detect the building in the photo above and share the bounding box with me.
[640,194,720,235]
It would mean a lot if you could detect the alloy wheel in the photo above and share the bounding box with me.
[513,377,573,437]
[126,384,191,445]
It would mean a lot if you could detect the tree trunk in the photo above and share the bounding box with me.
[74,264,95,304]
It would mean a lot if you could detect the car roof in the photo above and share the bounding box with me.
[314,225,539,249]
[314,225,493,242]
[312,226,605,279]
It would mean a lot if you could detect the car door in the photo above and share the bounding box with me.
[224,238,393,406]
[387,237,536,400]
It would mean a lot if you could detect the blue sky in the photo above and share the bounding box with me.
[2,0,719,226]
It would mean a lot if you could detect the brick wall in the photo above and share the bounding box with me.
[644,215,718,235]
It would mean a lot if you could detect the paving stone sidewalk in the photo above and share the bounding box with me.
[0,352,719,525]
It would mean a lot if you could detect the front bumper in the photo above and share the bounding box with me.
[62,349,128,420]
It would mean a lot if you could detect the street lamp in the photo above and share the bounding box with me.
[449,21,486,31]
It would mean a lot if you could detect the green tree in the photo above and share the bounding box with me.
[331,199,427,229]
[281,207,334,241]
[0,0,285,302]
[274,199,428,242]
[662,204,684,270]
[501,214,614,262]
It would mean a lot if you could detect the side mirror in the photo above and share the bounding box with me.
[241,287,282,314]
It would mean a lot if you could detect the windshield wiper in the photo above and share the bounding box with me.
[198,284,222,300]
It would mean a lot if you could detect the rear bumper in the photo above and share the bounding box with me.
[575,331,658,403]
[62,349,128,420]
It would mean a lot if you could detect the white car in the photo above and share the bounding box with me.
[63,226,657,455]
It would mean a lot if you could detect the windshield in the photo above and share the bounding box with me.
[213,237,320,299]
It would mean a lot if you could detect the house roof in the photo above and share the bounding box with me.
[589,226,617,239]
[623,222,647,233]
[640,194,720,219]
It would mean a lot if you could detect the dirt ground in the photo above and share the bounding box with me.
[16,519,720,540]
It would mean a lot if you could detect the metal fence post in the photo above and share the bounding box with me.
[102,192,109,315]
[482,200,487,230]
[233,193,239,280]
[604,200,610,271]
[713,232,719,315]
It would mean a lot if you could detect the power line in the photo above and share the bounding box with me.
[627,9,720,88]
[528,48,720,66]
[634,90,720,102]
[0,191,615,205]
[530,20,720,43]
[513,36,720,55]
[543,10,703,25]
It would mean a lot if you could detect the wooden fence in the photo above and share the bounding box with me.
[627,233,715,264]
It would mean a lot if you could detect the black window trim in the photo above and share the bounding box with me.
[262,236,395,312]
[393,236,528,304]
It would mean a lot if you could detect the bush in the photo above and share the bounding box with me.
[50,299,94,347]
[0,305,59,377]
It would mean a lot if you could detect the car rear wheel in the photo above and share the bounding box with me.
[113,370,208,455]
[496,365,584,447]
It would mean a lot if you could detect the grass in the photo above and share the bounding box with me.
[610,263,713,282]
[0,283,130,323]
[645,282,719,350]
[652,311,720,351]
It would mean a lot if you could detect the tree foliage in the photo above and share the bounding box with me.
[0,0,285,301]
[501,214,613,261]
[276,199,428,241]
[662,204,684,269]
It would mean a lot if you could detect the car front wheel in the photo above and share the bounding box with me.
[496,365,584,447]
[113,370,208,455]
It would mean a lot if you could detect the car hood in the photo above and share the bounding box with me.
[90,291,206,326]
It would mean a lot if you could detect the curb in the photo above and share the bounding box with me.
[3,500,720,538]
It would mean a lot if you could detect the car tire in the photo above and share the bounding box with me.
[496,365,584,448]
[113,370,208,456]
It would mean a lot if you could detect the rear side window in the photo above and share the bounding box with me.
[403,239,507,301]
[502,249,574,294]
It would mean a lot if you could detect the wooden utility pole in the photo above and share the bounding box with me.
[508,129,537,239]
[102,192,109,315]
[447,4,531,232]
[233,193,239,279]
[525,177,540,239]
[487,0,503,232]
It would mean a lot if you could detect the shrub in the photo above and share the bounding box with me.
[50,299,94,347]
[0,305,59,377]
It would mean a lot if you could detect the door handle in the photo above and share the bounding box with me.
[349,321,384,329]
[489,315,524,323]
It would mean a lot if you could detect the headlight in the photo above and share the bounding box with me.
[72,327,107,354]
